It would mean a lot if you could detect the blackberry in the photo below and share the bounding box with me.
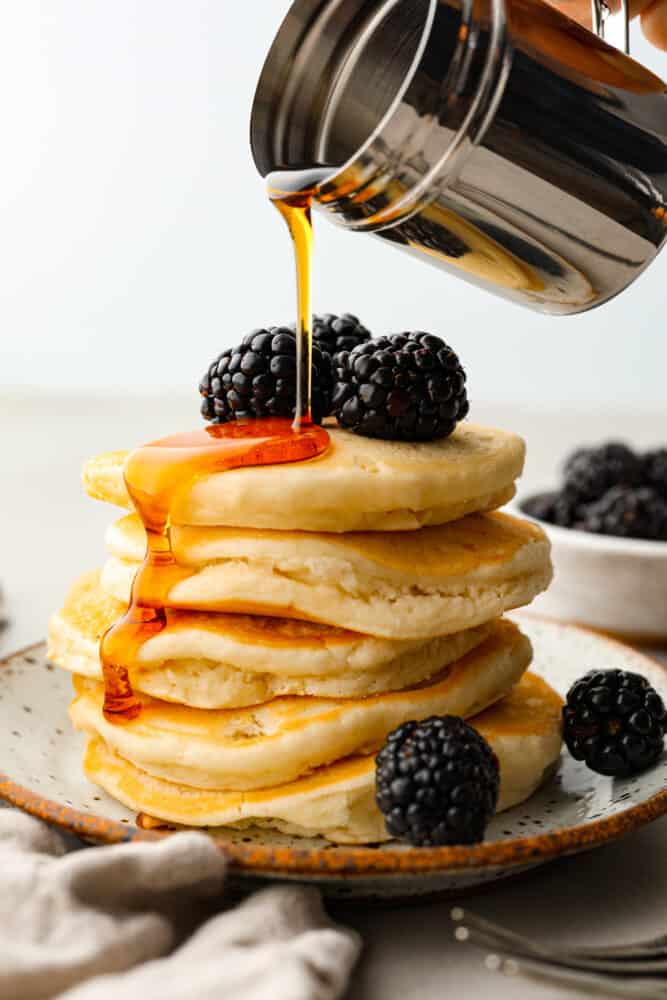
[551,493,584,529]
[375,716,499,846]
[522,491,559,523]
[199,328,333,424]
[643,448,667,498]
[563,670,666,777]
[311,313,371,362]
[333,332,469,442]
[581,486,667,541]
[522,490,581,529]
[562,442,642,505]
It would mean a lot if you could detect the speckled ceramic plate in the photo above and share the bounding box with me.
[1,618,666,901]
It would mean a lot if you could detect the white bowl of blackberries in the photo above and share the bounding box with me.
[519,443,667,643]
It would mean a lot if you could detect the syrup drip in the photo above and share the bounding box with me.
[100,419,329,722]
[267,166,333,429]
[101,167,333,723]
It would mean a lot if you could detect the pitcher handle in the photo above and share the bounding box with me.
[590,0,630,53]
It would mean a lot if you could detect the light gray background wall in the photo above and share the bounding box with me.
[1,1,665,410]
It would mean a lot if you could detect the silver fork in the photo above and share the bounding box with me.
[451,908,667,998]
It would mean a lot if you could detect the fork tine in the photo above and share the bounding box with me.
[452,908,667,959]
[451,908,557,960]
[451,910,667,976]
[570,935,667,960]
[495,954,667,999]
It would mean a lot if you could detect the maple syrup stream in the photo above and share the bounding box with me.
[100,169,331,722]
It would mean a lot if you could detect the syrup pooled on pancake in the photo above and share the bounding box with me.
[81,422,526,532]
[101,419,329,722]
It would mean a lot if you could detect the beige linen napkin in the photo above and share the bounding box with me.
[0,810,359,1000]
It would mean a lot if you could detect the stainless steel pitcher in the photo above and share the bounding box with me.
[251,0,667,314]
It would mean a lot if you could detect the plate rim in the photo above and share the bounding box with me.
[1,624,666,879]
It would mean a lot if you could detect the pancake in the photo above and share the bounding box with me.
[82,422,524,533]
[81,672,564,844]
[101,511,552,639]
[49,571,494,708]
[69,621,532,790]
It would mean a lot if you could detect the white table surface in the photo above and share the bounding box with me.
[1,391,666,1000]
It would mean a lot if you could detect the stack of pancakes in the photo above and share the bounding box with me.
[49,422,562,844]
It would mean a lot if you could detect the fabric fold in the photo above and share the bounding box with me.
[0,810,359,1000]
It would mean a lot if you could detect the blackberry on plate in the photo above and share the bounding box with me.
[333,332,469,442]
[581,485,667,541]
[562,442,642,505]
[643,448,667,498]
[311,313,371,362]
[563,669,666,777]
[199,327,333,424]
[375,716,499,846]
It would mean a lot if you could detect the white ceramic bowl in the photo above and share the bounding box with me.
[515,496,667,643]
